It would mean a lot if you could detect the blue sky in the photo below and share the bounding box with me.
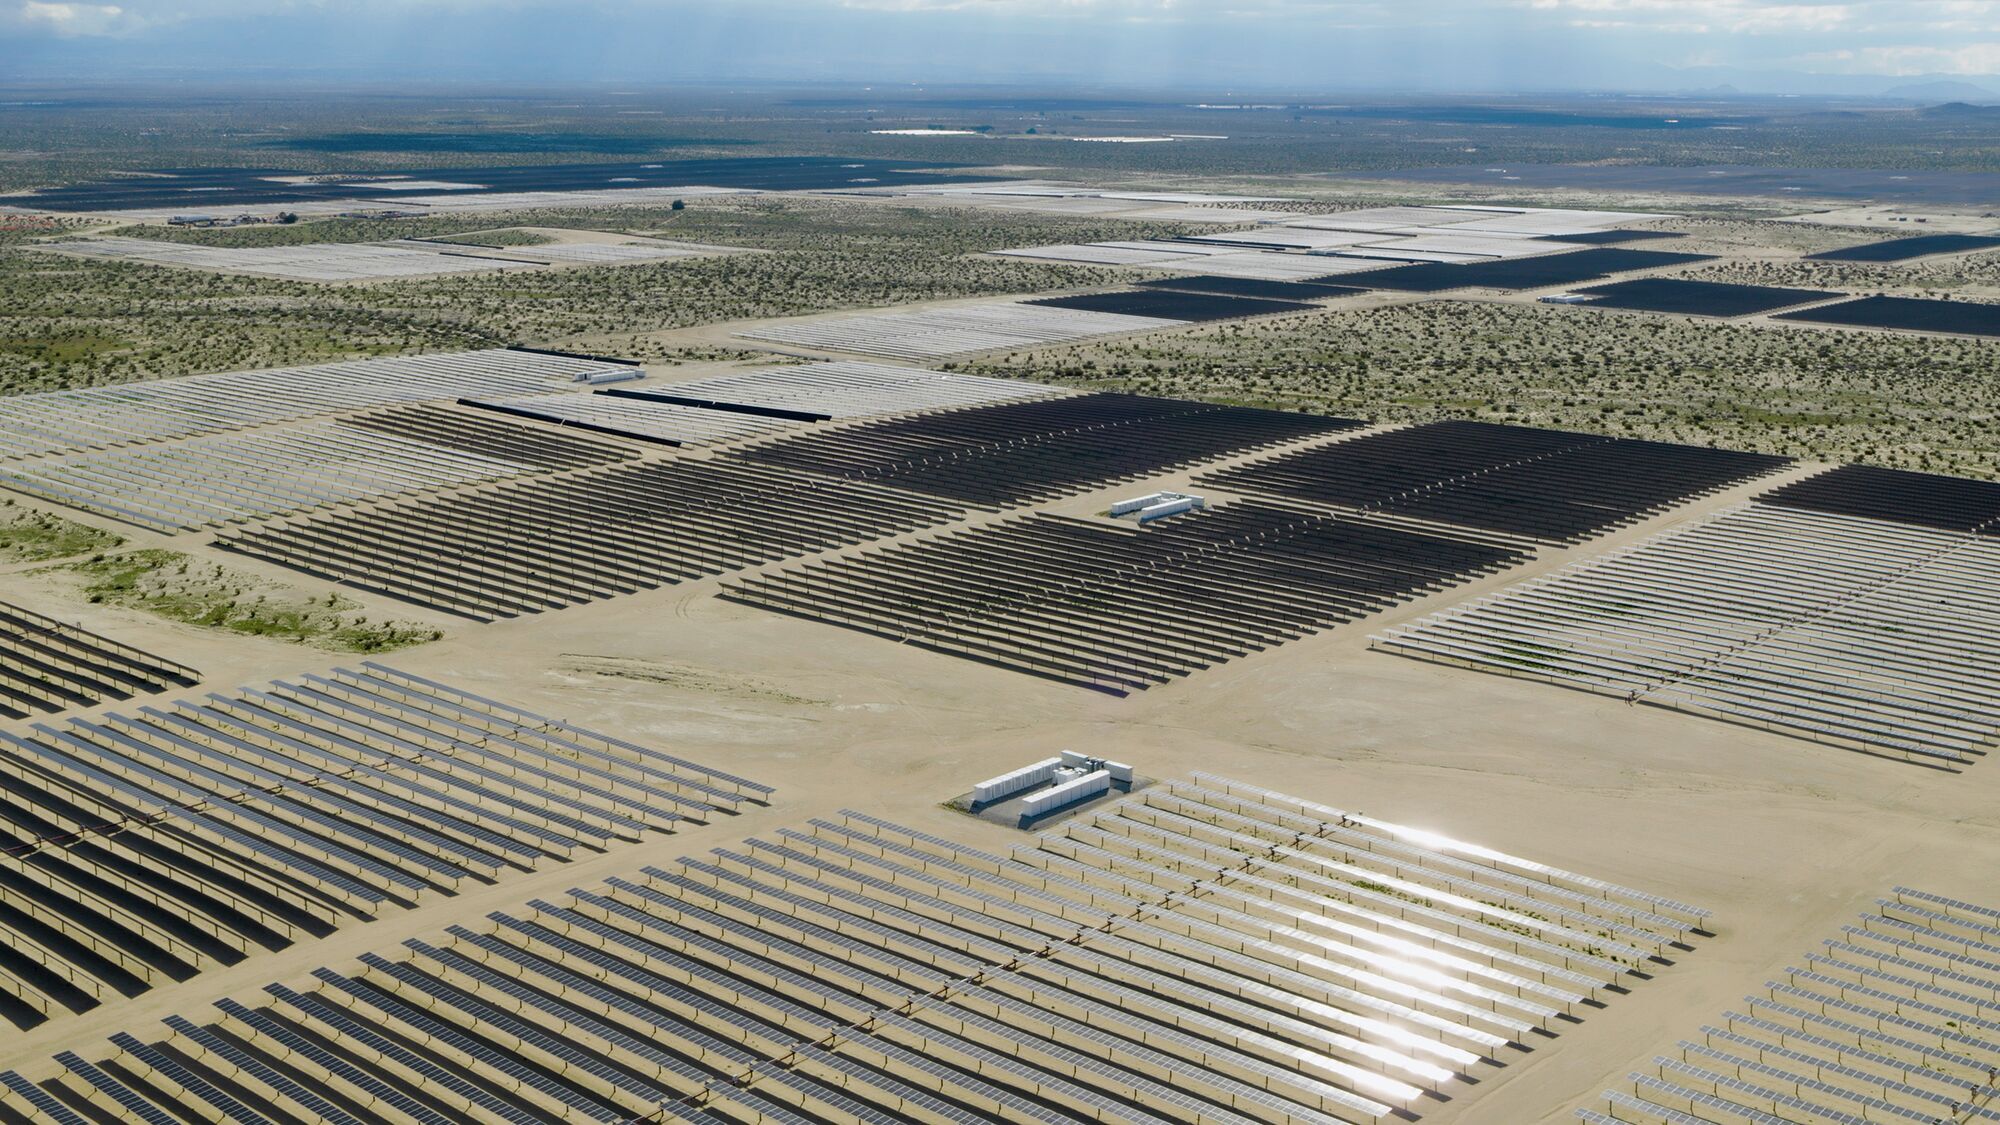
[5,0,1999,92]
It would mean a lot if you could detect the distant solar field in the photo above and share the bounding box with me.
[1025,289,1321,321]
[1806,232,2000,262]
[1773,294,2000,338]
[1332,247,1714,292]
[1567,277,1842,317]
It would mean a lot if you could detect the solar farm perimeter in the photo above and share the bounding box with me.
[0,189,1997,1125]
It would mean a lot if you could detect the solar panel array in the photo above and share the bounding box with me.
[996,206,1675,277]
[42,236,544,282]
[0,349,628,462]
[0,599,197,719]
[736,300,1187,360]
[463,391,805,447]
[0,403,639,533]
[44,235,738,281]
[723,500,1530,692]
[216,394,1347,620]
[1773,295,2000,339]
[3,775,1705,1124]
[634,360,1062,420]
[1579,888,2000,1125]
[1375,472,2000,765]
[217,456,973,620]
[1200,421,1792,546]
[0,661,768,1029]
[1759,463,2000,533]
[733,391,1357,507]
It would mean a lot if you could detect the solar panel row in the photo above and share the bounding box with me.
[0,662,767,1029]
[0,599,197,720]
[0,348,627,463]
[1200,420,1791,545]
[1,403,639,533]
[2,777,1704,1124]
[722,500,1530,692]
[1579,890,2000,1124]
[1377,494,2000,765]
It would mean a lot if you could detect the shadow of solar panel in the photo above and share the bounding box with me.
[1568,277,1842,317]
[1333,248,1716,292]
[1773,294,2000,337]
[1201,420,1791,544]
[732,392,1363,508]
[1136,274,1367,300]
[1807,233,2000,262]
[1024,289,1320,321]
[1759,463,2000,533]
[0,598,198,720]
[218,458,972,620]
[1538,229,1687,245]
[721,501,1529,693]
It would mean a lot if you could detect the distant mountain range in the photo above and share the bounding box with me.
[1918,101,2000,119]
[1884,80,1997,102]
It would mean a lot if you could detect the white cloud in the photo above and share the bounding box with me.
[1796,40,2000,72]
[14,1,144,34]
[1526,0,1852,34]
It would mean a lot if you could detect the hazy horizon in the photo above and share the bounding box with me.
[5,1,2000,98]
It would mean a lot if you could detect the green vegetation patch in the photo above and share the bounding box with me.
[0,501,124,564]
[38,549,442,652]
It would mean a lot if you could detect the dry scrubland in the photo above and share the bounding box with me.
[0,198,1154,392]
[0,498,123,563]
[953,300,2000,478]
[34,548,442,652]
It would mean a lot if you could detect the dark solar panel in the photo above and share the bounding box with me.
[1200,420,1791,543]
[1538,229,1688,245]
[1772,294,2000,338]
[1333,248,1716,292]
[1758,463,2000,533]
[1567,277,1842,317]
[1807,233,2000,262]
[1024,289,1320,321]
[1136,274,1366,300]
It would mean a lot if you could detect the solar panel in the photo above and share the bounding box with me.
[266,985,546,1125]
[1821,938,2000,997]
[52,1053,179,1125]
[215,999,462,1125]
[553,892,899,1021]
[1609,1084,1734,1125]
[0,1069,90,1125]
[163,1014,369,1125]
[1186,772,1712,919]
[1655,1057,1872,1125]
[413,937,738,1092]
[360,951,675,1105]
[1630,1071,1789,1124]
[465,919,793,1058]
[1712,1015,1983,1092]
[1881,898,2000,942]
[108,1032,279,1125]
[1766,981,2000,1054]
[313,968,624,1122]
[1897,887,2000,925]
[357,662,773,794]
[1806,952,2000,1020]
[638,863,980,980]
[1740,997,1989,1072]
[1684,1035,2000,1121]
